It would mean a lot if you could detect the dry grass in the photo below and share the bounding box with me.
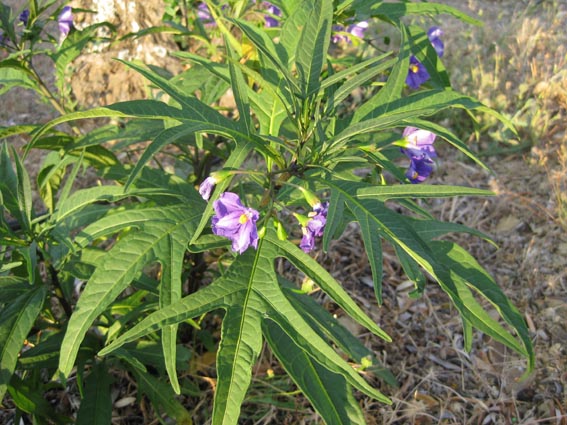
[343,1,567,423]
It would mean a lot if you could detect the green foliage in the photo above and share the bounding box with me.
[0,1,534,424]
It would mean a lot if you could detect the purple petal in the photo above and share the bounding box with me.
[402,127,437,147]
[197,2,216,27]
[347,21,368,39]
[211,192,259,253]
[300,231,315,253]
[406,56,430,89]
[427,26,444,57]
[406,155,435,183]
[199,176,217,201]
[19,9,30,26]
[213,192,245,216]
[58,6,73,38]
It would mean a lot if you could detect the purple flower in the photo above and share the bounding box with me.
[19,9,30,26]
[347,21,368,39]
[427,26,444,58]
[263,2,281,28]
[405,155,435,183]
[406,55,430,89]
[402,127,437,157]
[300,202,328,253]
[400,127,437,183]
[212,192,259,254]
[199,176,217,201]
[331,21,368,44]
[196,2,215,27]
[58,6,73,39]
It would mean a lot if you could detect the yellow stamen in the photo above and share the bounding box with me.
[239,213,249,224]
[412,171,419,180]
[410,64,419,73]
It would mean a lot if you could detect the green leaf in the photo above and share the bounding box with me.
[351,2,482,26]
[116,59,235,129]
[0,60,41,96]
[357,206,385,303]
[282,281,398,387]
[294,0,332,98]
[324,55,398,115]
[0,142,24,228]
[130,368,193,424]
[159,231,185,394]
[99,230,391,424]
[75,363,113,425]
[355,184,494,200]
[429,241,534,378]
[351,24,411,123]
[51,23,114,109]
[8,375,71,424]
[230,18,299,95]
[0,124,39,140]
[12,146,33,231]
[266,232,391,343]
[58,204,204,378]
[322,187,346,252]
[263,320,366,425]
[53,185,127,223]
[0,285,46,401]
[330,90,511,156]
[328,179,532,372]
[227,42,252,135]
[125,123,206,189]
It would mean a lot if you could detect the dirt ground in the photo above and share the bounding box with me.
[1,0,566,424]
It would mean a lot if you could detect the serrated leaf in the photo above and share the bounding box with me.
[328,179,532,373]
[99,230,391,424]
[281,281,398,387]
[58,204,204,378]
[429,241,534,377]
[263,320,366,425]
[131,368,192,424]
[0,285,46,401]
[294,0,332,98]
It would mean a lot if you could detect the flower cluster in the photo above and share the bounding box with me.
[400,127,437,183]
[405,26,444,90]
[299,202,329,253]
